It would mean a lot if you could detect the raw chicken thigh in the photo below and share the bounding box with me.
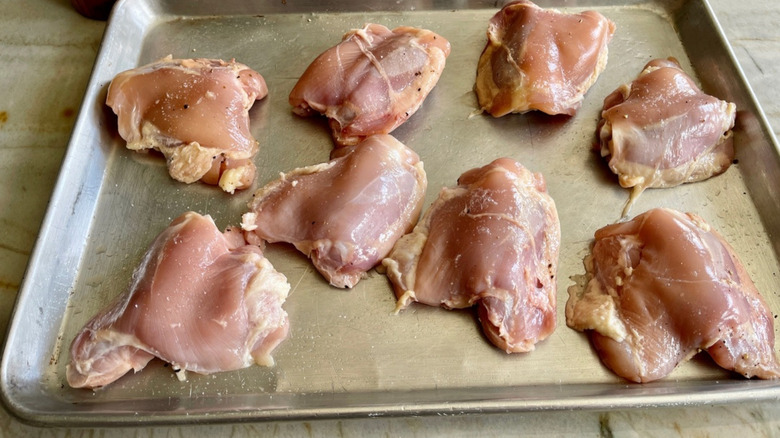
[241,134,427,288]
[566,208,780,383]
[289,24,451,146]
[383,158,560,353]
[106,56,268,193]
[67,212,290,389]
[475,0,615,116]
[597,58,736,215]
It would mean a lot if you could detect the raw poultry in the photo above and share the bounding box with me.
[566,208,780,382]
[289,23,451,146]
[475,0,615,116]
[597,58,736,215]
[383,158,560,353]
[67,212,290,389]
[106,56,268,193]
[241,134,427,288]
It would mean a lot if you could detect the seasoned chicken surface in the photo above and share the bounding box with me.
[598,58,736,215]
[566,208,780,383]
[67,212,290,389]
[383,158,560,353]
[241,134,427,288]
[289,24,451,147]
[475,0,615,116]
[106,56,268,193]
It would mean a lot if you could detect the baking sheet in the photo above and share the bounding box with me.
[3,0,780,426]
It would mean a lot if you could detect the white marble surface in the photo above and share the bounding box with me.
[0,0,778,435]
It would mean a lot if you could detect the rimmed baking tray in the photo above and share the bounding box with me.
[3,0,780,427]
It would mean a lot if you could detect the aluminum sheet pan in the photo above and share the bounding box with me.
[3,0,780,427]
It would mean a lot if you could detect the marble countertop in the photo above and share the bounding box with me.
[1,0,778,435]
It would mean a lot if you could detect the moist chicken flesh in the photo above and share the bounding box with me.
[383,158,560,353]
[106,56,268,193]
[566,208,780,382]
[241,134,427,288]
[289,23,451,146]
[597,58,737,216]
[475,0,615,116]
[67,212,290,389]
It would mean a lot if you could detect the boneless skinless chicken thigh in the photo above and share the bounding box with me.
[383,158,560,353]
[241,134,427,288]
[106,56,268,193]
[566,208,780,382]
[475,0,615,116]
[67,212,290,389]
[598,58,736,215]
[289,24,451,146]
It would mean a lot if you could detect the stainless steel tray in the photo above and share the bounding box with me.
[3,0,780,427]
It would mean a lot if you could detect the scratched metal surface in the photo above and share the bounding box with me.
[2,0,780,427]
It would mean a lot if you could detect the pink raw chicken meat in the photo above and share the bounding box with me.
[106,56,268,193]
[289,23,451,146]
[566,208,780,382]
[597,58,736,215]
[383,158,560,353]
[475,0,615,116]
[67,212,290,389]
[241,134,427,288]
